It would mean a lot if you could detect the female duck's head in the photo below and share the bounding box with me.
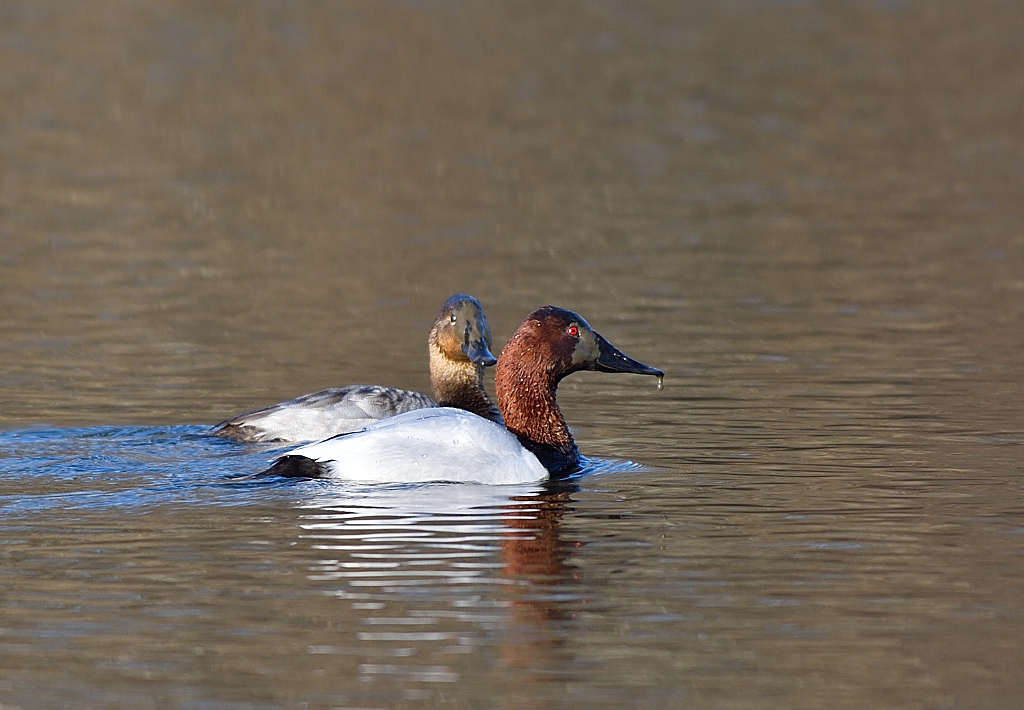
[428,294,502,423]
[430,294,497,367]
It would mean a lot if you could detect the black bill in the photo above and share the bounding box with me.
[593,333,664,378]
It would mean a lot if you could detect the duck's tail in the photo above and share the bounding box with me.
[257,455,332,479]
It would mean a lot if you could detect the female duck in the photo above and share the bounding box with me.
[213,294,501,443]
[262,306,663,484]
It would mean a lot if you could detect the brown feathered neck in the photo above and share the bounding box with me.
[495,314,580,474]
[428,333,502,424]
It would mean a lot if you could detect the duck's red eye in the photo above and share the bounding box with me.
[567,325,579,337]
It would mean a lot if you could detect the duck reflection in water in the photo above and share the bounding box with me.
[293,478,585,685]
[498,482,581,674]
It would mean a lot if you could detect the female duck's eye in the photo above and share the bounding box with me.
[567,325,579,337]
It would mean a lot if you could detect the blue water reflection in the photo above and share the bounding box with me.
[0,425,282,514]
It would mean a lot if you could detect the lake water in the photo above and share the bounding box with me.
[2,1,1024,708]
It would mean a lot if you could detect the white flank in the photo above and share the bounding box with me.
[284,408,549,485]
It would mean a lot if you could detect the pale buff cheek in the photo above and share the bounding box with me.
[436,327,465,360]
[430,347,479,387]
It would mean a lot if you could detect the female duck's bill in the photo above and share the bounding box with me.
[258,305,663,484]
[211,294,501,443]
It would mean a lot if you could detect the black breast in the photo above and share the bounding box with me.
[515,436,580,476]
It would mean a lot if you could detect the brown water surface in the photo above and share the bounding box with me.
[2,1,1024,708]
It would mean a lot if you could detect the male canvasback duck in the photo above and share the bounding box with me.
[259,306,663,484]
[212,294,501,443]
